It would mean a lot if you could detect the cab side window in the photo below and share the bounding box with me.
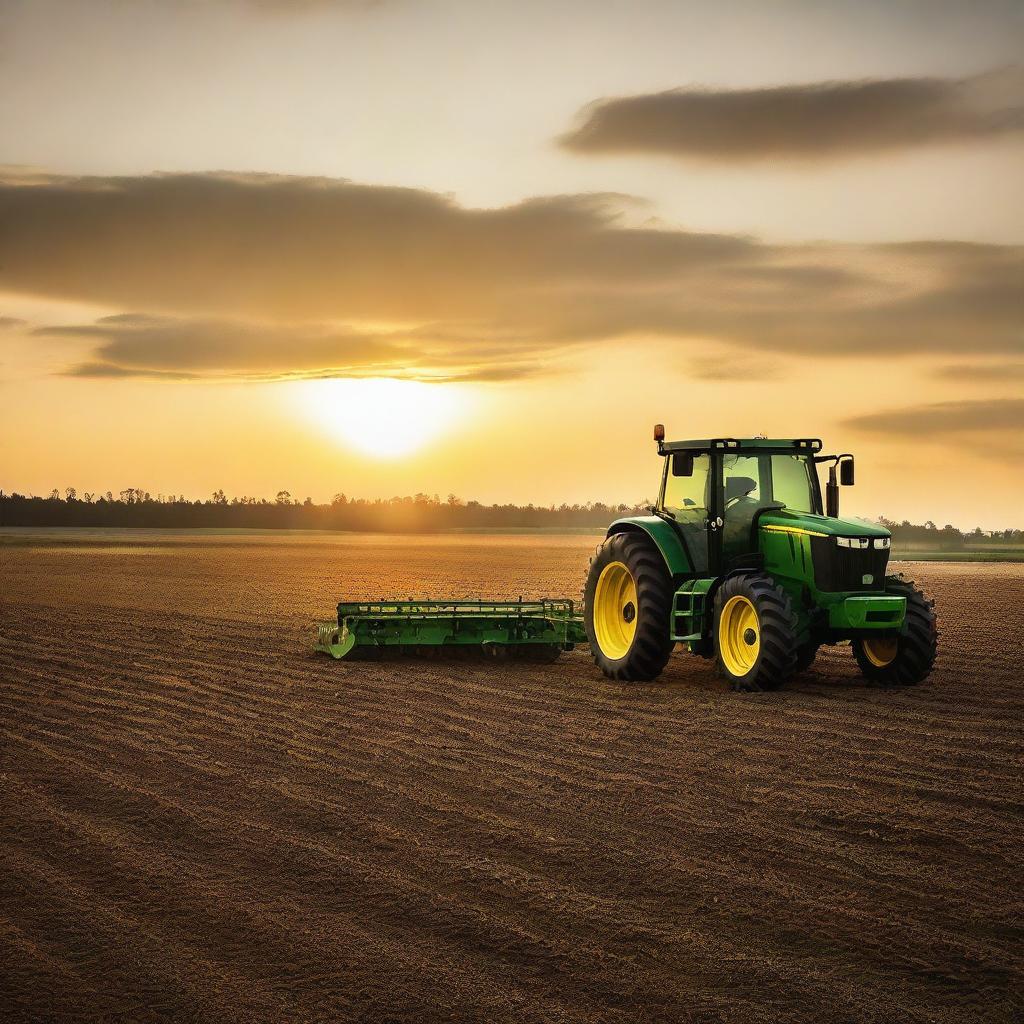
[662,453,710,573]
[662,454,710,525]
[771,455,815,513]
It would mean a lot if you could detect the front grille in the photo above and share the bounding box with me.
[810,536,889,592]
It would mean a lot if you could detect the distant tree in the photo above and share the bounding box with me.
[3,489,1014,539]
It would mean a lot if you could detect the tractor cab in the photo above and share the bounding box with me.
[655,435,871,578]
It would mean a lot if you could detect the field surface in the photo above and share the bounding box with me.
[1,532,1022,1023]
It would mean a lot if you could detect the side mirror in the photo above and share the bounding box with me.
[671,452,694,477]
[840,457,855,486]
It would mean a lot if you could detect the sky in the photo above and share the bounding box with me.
[0,0,1022,528]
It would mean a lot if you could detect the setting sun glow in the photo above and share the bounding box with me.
[296,378,471,458]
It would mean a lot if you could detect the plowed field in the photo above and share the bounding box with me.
[1,532,1022,1023]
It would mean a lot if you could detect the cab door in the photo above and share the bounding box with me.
[660,451,712,574]
[719,452,769,569]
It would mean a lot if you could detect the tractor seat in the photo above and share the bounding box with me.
[725,476,758,504]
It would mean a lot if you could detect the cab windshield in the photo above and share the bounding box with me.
[660,452,820,519]
[720,452,820,554]
[721,453,819,515]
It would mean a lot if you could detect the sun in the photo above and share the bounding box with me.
[296,377,471,458]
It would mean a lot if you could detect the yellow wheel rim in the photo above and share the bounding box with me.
[718,595,761,676]
[862,636,898,668]
[593,561,638,660]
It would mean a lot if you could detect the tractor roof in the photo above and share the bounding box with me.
[658,437,823,455]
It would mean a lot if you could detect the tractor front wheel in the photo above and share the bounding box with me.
[584,532,674,682]
[852,580,937,685]
[714,573,798,692]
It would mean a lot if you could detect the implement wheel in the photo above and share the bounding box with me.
[714,573,798,692]
[584,532,673,682]
[853,580,937,686]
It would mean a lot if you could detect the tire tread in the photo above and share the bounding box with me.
[583,532,674,682]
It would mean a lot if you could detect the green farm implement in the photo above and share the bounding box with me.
[316,599,587,662]
[316,430,937,691]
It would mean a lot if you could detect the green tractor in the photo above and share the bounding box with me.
[583,430,937,690]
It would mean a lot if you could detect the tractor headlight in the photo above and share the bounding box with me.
[836,537,870,549]
[836,537,850,548]
[874,537,890,549]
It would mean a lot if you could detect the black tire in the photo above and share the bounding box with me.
[584,531,674,682]
[794,641,819,675]
[853,579,937,686]
[713,573,798,692]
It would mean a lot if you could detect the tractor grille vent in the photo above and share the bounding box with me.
[810,537,889,592]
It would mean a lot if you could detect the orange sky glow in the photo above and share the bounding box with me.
[0,0,1022,528]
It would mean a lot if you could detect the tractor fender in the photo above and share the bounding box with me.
[606,516,692,579]
[703,568,756,622]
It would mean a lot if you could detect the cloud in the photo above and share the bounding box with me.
[40,313,554,383]
[64,362,200,381]
[560,68,1024,161]
[932,362,1024,381]
[0,316,28,329]
[4,171,1021,381]
[42,315,407,374]
[844,398,1024,435]
[684,354,782,382]
[160,0,381,11]
[245,0,380,10]
[0,172,752,323]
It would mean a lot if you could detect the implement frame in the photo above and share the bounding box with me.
[315,598,587,660]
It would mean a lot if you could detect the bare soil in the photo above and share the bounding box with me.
[1,532,1022,1023]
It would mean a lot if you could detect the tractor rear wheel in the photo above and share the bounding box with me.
[853,580,936,685]
[714,573,798,692]
[584,532,674,682]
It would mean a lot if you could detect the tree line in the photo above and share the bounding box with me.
[0,490,1020,544]
[874,517,1023,549]
[0,489,651,532]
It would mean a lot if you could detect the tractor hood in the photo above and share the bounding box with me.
[758,509,890,539]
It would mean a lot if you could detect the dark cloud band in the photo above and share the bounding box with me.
[2,171,1020,381]
[560,69,1024,161]
[844,398,1024,435]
